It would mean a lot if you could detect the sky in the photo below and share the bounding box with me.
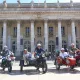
[0,0,80,3]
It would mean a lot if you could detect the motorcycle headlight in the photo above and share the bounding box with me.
[42,54,45,57]
[36,55,39,58]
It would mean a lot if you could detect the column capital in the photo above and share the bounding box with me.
[17,20,21,24]
[57,18,62,22]
[31,20,35,23]
[70,18,75,22]
[44,19,48,22]
[3,20,7,23]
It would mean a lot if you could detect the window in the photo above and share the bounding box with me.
[0,41,2,51]
[61,27,65,36]
[25,27,30,37]
[1,27,3,37]
[49,27,53,37]
[75,27,77,36]
[62,40,67,48]
[24,41,31,52]
[37,27,41,37]
[13,27,17,37]
[76,41,79,48]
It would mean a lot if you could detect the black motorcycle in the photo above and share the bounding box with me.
[0,52,15,72]
[19,52,47,74]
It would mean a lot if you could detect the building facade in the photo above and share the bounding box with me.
[0,1,80,56]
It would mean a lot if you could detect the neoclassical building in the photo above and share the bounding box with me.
[0,0,80,56]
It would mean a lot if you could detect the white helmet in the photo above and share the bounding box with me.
[4,45,7,49]
[37,43,41,47]
[24,49,27,51]
[61,48,64,51]
[71,43,74,46]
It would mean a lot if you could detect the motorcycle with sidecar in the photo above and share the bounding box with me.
[19,52,47,74]
[55,56,76,70]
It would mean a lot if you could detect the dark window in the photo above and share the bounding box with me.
[37,27,41,37]
[1,27,3,37]
[49,27,53,37]
[13,27,17,37]
[76,41,79,48]
[25,27,30,37]
[75,27,77,36]
[61,27,65,36]
[62,40,67,48]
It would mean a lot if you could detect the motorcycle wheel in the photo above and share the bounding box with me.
[56,60,60,70]
[8,66,12,73]
[2,67,5,71]
[70,66,74,69]
[42,62,47,74]
[20,66,23,72]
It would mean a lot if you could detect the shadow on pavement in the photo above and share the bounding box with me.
[47,67,80,74]
[0,66,80,75]
[0,69,43,75]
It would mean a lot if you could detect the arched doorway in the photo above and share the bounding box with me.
[48,40,55,53]
[24,41,31,52]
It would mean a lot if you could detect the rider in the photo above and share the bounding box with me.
[69,43,78,57]
[34,43,45,71]
[1,46,9,57]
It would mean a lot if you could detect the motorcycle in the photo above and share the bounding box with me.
[55,56,76,70]
[19,52,47,74]
[0,51,15,72]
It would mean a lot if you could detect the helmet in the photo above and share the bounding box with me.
[4,45,7,50]
[71,43,74,46]
[37,43,41,47]
[24,49,27,51]
[61,48,64,51]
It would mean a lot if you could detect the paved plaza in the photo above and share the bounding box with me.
[0,61,80,80]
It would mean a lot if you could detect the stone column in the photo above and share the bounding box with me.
[44,20,48,51]
[31,20,34,53]
[3,21,7,48]
[58,20,62,50]
[17,21,20,56]
[71,20,76,47]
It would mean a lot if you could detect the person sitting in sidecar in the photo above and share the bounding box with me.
[23,49,35,65]
[59,48,70,64]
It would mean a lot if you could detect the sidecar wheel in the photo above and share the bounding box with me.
[56,60,60,70]
[20,66,23,72]
[70,66,74,69]
[2,67,5,71]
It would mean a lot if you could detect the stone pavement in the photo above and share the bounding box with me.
[0,61,80,80]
